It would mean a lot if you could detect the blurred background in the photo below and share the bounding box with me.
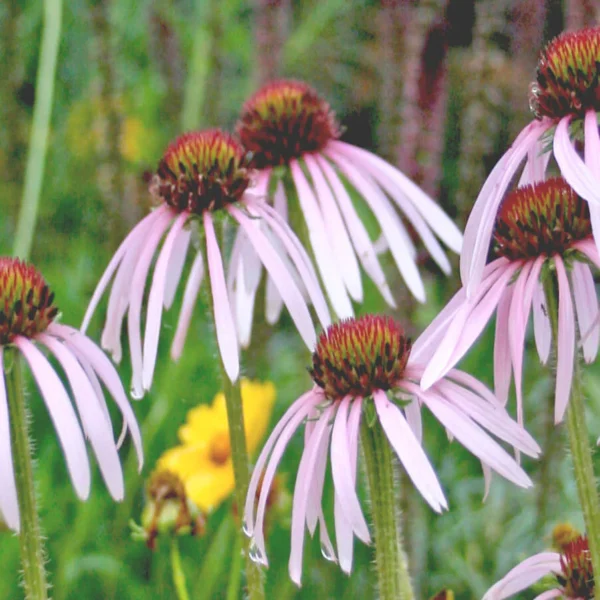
[2,0,600,598]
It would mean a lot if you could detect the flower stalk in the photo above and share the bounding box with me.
[219,373,265,600]
[545,274,600,598]
[204,236,265,600]
[361,417,415,600]
[565,370,600,600]
[4,350,49,600]
[13,0,62,260]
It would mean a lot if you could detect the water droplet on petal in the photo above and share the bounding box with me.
[242,518,252,537]
[320,541,336,562]
[130,386,144,400]
[248,539,266,565]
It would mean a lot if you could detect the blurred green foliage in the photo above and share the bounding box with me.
[1,0,598,598]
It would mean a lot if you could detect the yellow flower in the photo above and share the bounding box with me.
[158,379,276,513]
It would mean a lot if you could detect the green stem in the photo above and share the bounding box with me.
[4,350,49,599]
[226,534,243,600]
[220,373,265,600]
[361,419,414,600]
[13,0,62,259]
[566,370,600,598]
[545,274,600,599]
[170,537,190,600]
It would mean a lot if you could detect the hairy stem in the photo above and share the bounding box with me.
[361,419,415,600]
[4,350,49,599]
[545,274,600,598]
[220,374,265,600]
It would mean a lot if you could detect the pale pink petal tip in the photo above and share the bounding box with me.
[482,552,561,600]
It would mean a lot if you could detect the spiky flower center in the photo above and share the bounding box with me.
[493,178,591,260]
[557,535,594,599]
[150,129,251,214]
[530,27,600,119]
[309,315,411,400]
[0,258,58,344]
[236,79,341,168]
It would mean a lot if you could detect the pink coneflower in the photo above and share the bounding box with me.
[0,258,142,531]
[418,178,598,426]
[462,27,600,296]
[236,79,462,313]
[82,129,331,394]
[483,534,593,599]
[244,315,539,585]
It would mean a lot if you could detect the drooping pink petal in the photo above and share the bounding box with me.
[411,258,509,365]
[435,379,540,457]
[229,204,317,350]
[328,141,463,253]
[412,383,532,488]
[421,261,518,389]
[39,334,124,500]
[326,149,426,302]
[554,112,600,208]
[373,389,447,512]
[445,368,504,407]
[127,210,175,397]
[316,155,395,306]
[304,405,330,537]
[0,349,19,531]
[265,180,288,323]
[290,159,354,317]
[248,200,331,329]
[330,396,370,542]
[100,208,173,362]
[248,391,322,557]
[304,154,363,301]
[572,261,600,362]
[15,336,91,499]
[171,252,204,361]
[48,323,143,468]
[338,146,453,273]
[554,255,575,423]
[584,109,600,257]
[461,120,546,295]
[494,287,513,406]
[164,225,191,309]
[81,206,168,333]
[333,397,363,573]
[204,211,240,382]
[143,212,188,391]
[233,253,258,348]
[289,404,335,586]
[518,134,551,186]
[575,238,600,268]
[404,398,423,442]
[508,259,542,428]
[482,552,561,600]
[532,279,552,364]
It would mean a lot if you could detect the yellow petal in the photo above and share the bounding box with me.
[185,465,235,513]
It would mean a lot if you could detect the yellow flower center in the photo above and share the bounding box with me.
[209,432,231,465]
